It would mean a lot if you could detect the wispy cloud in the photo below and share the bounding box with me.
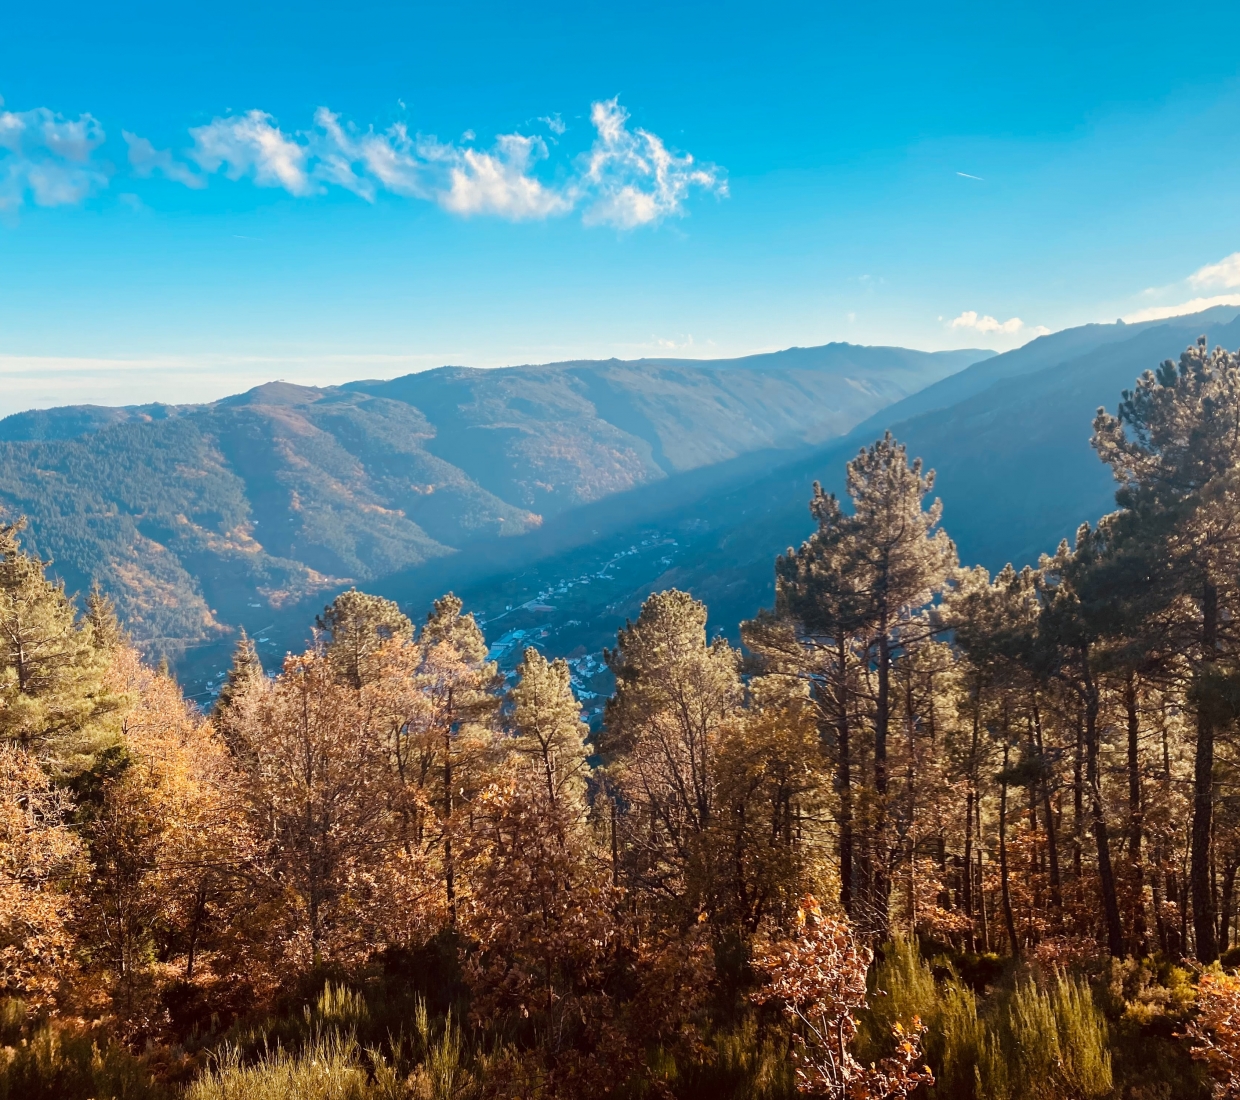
[125,97,724,227]
[578,98,726,228]
[124,131,206,188]
[188,110,316,195]
[538,113,566,136]
[0,103,107,210]
[950,310,1048,336]
[1122,294,1240,323]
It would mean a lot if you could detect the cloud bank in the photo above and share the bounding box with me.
[1188,251,1240,290]
[1121,252,1240,322]
[1123,294,1240,323]
[129,97,724,227]
[1,95,724,228]
[0,104,108,210]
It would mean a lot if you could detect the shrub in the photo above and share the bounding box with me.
[185,1034,377,1100]
[0,1001,164,1100]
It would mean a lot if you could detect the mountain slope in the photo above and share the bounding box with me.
[0,342,987,663]
[337,307,1240,722]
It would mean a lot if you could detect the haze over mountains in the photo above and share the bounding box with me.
[0,342,983,681]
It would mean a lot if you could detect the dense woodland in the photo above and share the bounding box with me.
[7,339,1240,1098]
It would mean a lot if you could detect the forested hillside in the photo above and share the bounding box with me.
[0,343,984,663]
[8,333,1240,1099]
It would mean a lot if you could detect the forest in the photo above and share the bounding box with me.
[5,337,1240,1100]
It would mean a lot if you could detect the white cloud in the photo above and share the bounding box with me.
[0,96,723,228]
[1188,252,1240,290]
[432,133,571,219]
[123,131,206,188]
[0,105,107,210]
[153,98,722,228]
[950,310,1048,336]
[1122,294,1240,323]
[539,114,566,136]
[188,110,315,195]
[579,98,726,228]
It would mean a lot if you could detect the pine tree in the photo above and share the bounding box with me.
[317,587,413,688]
[776,436,956,939]
[602,589,742,923]
[771,482,872,918]
[1092,337,1240,962]
[0,520,119,766]
[508,647,590,820]
[1034,524,1127,957]
[367,593,499,927]
[214,628,265,759]
[84,582,125,651]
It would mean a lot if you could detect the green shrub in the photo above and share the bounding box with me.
[971,971,1111,1100]
[857,936,940,1066]
[0,1008,165,1100]
[186,1034,376,1100]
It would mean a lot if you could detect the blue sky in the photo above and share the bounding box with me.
[5,0,1240,412]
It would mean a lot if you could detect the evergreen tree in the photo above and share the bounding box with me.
[216,628,263,716]
[602,589,742,924]
[214,628,265,758]
[84,582,125,651]
[1093,337,1240,962]
[317,587,413,688]
[1034,524,1128,957]
[0,520,119,766]
[774,435,956,939]
[508,647,590,820]
[770,482,872,918]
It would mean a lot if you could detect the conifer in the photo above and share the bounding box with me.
[1093,337,1240,962]
[84,582,125,651]
[214,627,265,759]
[317,587,413,688]
[508,646,589,818]
[0,520,119,766]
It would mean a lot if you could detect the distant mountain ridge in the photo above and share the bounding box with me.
[0,341,988,661]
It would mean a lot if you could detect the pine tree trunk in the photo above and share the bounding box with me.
[1126,670,1147,954]
[1073,710,1084,902]
[1083,656,1124,957]
[1220,861,1238,954]
[963,695,980,950]
[444,723,456,926]
[1032,697,1063,922]
[836,638,854,917]
[873,629,890,940]
[999,738,1019,956]
[1191,580,1219,963]
[978,846,989,952]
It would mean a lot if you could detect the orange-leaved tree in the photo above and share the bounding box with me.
[752,897,932,1099]
[1186,970,1240,1098]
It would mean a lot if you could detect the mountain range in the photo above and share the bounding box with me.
[0,342,984,686]
[6,308,1237,712]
